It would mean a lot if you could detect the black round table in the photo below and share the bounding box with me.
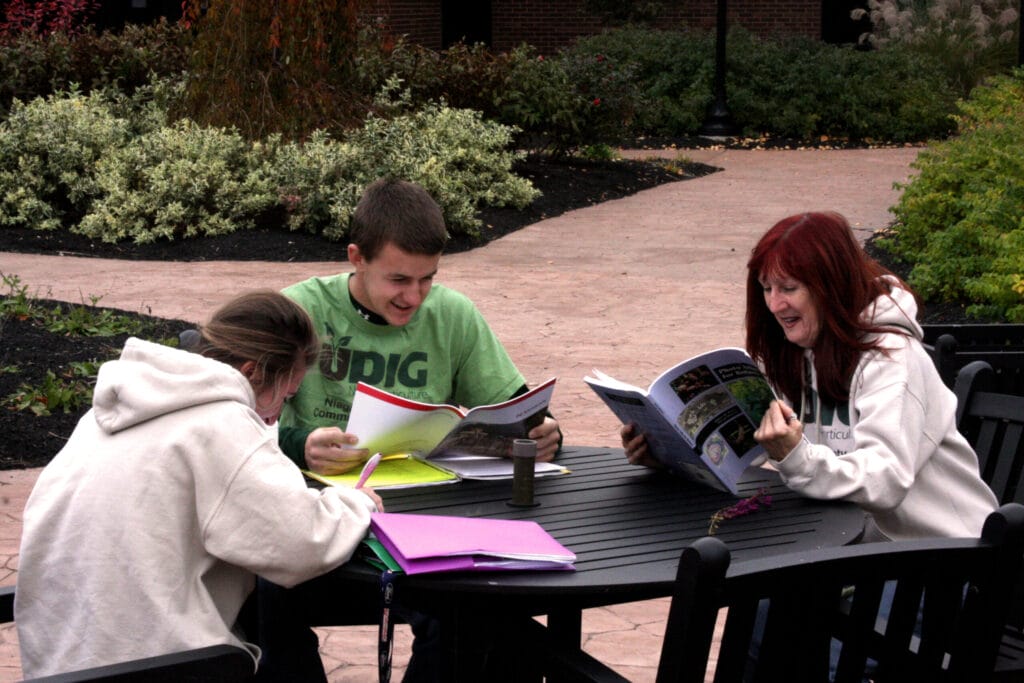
[326,446,865,681]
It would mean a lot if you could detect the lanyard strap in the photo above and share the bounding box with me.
[378,570,396,683]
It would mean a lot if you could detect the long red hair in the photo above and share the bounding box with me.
[745,212,914,404]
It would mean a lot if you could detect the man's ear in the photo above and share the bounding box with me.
[347,243,363,267]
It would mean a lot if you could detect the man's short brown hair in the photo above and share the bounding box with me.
[349,178,448,261]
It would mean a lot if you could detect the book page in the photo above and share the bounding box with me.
[426,377,557,460]
[582,368,647,395]
[429,455,569,480]
[346,383,465,455]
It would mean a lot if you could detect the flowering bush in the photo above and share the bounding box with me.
[852,0,1019,96]
[557,50,643,146]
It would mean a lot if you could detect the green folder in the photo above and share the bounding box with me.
[303,454,459,490]
[360,535,404,573]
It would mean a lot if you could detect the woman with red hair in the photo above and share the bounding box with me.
[624,211,996,542]
[747,210,999,540]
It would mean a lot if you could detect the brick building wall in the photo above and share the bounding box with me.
[680,0,821,38]
[367,0,822,54]
[365,0,443,49]
[492,1,820,54]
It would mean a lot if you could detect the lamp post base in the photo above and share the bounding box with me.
[699,102,739,138]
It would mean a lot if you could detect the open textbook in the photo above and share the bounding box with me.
[584,348,775,495]
[305,377,568,488]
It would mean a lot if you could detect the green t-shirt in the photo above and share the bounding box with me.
[278,273,525,466]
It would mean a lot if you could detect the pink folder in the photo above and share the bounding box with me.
[369,512,577,574]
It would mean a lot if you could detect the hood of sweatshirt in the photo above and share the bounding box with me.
[862,276,923,341]
[92,337,255,435]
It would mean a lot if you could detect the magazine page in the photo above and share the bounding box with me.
[346,383,466,455]
[585,348,774,494]
[426,377,557,460]
[582,376,724,490]
[646,347,774,493]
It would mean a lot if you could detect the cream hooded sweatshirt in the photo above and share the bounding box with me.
[773,282,998,541]
[16,338,377,678]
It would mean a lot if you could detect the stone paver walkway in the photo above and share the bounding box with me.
[0,146,922,681]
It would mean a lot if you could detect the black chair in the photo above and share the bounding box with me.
[528,503,1024,683]
[954,360,1024,506]
[924,324,1024,394]
[953,360,1024,680]
[0,585,255,682]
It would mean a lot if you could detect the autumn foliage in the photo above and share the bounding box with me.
[179,0,368,140]
[0,0,100,39]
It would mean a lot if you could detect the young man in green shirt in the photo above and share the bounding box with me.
[254,178,561,682]
[277,177,562,475]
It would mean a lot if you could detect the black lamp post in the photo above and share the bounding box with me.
[699,0,739,137]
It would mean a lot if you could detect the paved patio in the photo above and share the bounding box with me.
[0,145,922,681]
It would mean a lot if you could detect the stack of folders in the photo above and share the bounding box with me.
[367,512,577,574]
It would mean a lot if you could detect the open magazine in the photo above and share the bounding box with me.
[305,377,568,488]
[584,348,775,495]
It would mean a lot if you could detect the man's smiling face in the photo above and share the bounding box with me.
[347,241,441,327]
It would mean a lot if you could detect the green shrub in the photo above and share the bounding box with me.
[0,88,132,231]
[556,50,644,145]
[76,119,277,244]
[561,25,958,141]
[725,30,957,141]
[347,82,539,236]
[1,80,537,245]
[878,68,1024,321]
[491,46,591,155]
[0,20,190,120]
[564,26,712,136]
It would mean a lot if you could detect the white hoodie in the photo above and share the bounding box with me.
[773,282,998,541]
[16,338,377,678]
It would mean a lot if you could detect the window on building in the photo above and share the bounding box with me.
[441,0,492,48]
[821,0,871,46]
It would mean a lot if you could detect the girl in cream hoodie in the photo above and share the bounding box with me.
[16,290,382,678]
